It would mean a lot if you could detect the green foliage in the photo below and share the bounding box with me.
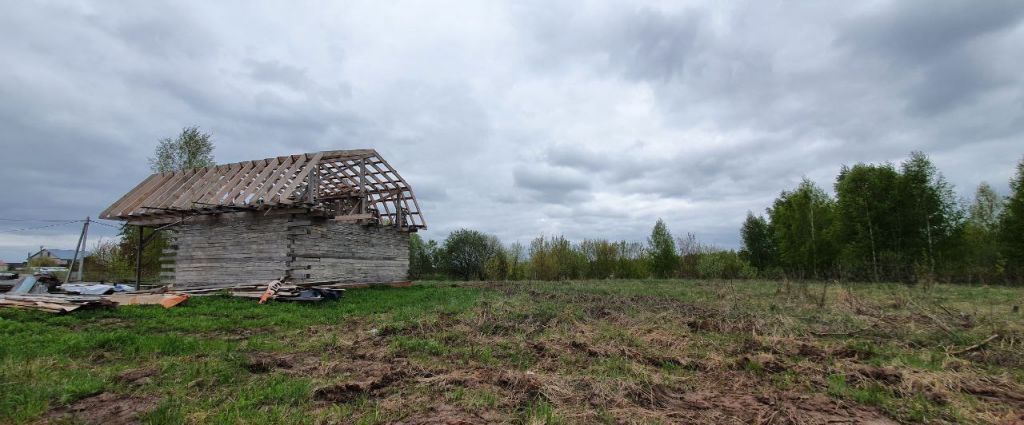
[148,126,216,173]
[440,229,501,280]
[26,256,59,268]
[83,239,136,282]
[579,239,619,279]
[115,225,167,283]
[647,218,678,278]
[896,151,963,283]
[962,183,1004,283]
[740,212,775,272]
[768,178,837,279]
[529,235,587,280]
[743,151,1012,284]
[1001,157,1024,282]
[408,233,438,279]
[834,163,900,281]
[695,250,756,279]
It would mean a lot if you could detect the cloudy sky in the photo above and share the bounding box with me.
[1,1,1023,262]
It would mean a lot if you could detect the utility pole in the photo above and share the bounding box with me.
[64,217,90,284]
[79,217,89,281]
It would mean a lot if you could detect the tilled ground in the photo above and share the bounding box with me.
[23,280,1024,424]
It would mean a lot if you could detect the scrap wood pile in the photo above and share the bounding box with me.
[0,294,118,313]
[0,273,191,314]
[0,274,413,312]
[176,279,346,303]
[174,279,412,303]
[0,292,190,314]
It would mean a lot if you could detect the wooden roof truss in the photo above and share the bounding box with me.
[99,149,426,229]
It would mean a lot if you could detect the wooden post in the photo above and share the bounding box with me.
[63,218,88,284]
[394,198,402,228]
[306,169,317,204]
[135,225,143,288]
[359,158,367,214]
[78,217,89,281]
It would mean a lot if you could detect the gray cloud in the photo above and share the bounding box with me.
[1,1,1023,261]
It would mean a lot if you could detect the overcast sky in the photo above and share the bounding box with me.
[1,1,1023,262]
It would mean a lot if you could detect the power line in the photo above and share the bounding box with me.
[0,217,84,222]
[89,220,124,229]
[0,220,84,233]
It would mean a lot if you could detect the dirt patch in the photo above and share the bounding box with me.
[391,404,491,425]
[245,354,294,373]
[313,361,409,403]
[223,326,277,340]
[114,367,159,386]
[656,389,898,424]
[45,392,161,425]
[848,364,903,385]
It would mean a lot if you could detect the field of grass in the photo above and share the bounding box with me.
[2,280,1023,424]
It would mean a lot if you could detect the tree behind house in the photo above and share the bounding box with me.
[149,126,216,172]
[116,126,216,282]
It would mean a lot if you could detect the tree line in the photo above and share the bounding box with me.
[742,152,1024,284]
[409,220,757,282]
[413,152,1024,285]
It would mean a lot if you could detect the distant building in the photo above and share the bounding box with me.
[0,261,7,271]
[27,248,90,267]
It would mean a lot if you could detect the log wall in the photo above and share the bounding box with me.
[162,211,409,288]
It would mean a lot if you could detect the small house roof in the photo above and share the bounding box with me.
[100,149,425,228]
[32,249,88,261]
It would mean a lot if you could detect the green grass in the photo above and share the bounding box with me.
[1,280,1022,424]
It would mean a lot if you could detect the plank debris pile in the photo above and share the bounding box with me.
[173,279,411,303]
[0,294,117,313]
[0,273,191,313]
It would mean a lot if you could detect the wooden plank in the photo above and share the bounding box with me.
[192,162,242,206]
[233,157,282,206]
[99,174,158,219]
[250,155,296,204]
[152,168,206,209]
[169,164,228,210]
[264,154,310,204]
[220,160,265,205]
[208,161,255,206]
[130,170,190,215]
[333,213,374,222]
[375,154,426,228]
[113,172,174,218]
[277,152,324,204]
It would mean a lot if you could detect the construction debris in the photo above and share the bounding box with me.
[61,283,136,295]
[1,272,407,312]
[0,271,192,313]
[106,293,190,308]
[0,291,190,313]
[177,280,347,303]
[258,280,283,304]
[0,294,118,313]
[11,274,61,295]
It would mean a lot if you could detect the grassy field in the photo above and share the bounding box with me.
[1,280,1023,424]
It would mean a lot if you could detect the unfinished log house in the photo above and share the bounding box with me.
[99,149,425,288]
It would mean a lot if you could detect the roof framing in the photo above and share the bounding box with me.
[99,149,426,229]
